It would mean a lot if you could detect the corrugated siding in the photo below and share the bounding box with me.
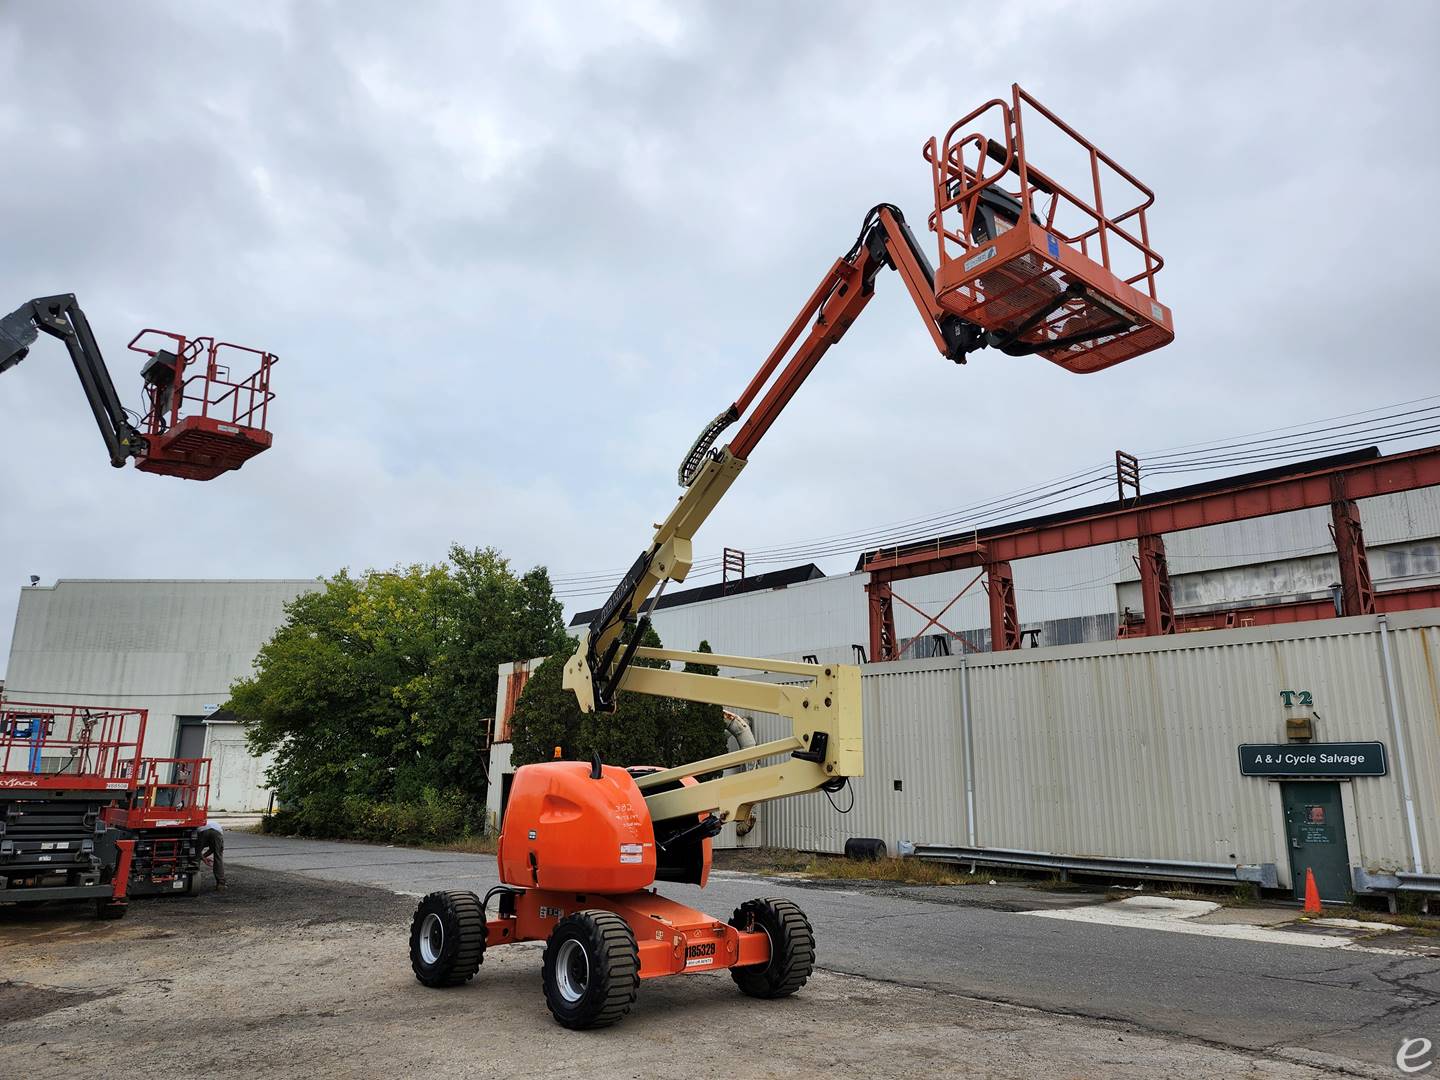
[759,664,968,852]
[1384,620,1440,870]
[729,612,1440,877]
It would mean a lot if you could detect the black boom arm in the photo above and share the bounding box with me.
[0,294,147,467]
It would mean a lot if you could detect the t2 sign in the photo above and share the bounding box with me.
[1238,741,1387,778]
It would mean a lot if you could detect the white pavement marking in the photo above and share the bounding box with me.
[1030,896,1405,954]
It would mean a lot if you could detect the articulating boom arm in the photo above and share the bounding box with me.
[565,205,983,716]
[0,295,146,468]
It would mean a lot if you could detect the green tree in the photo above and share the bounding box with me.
[509,629,728,771]
[661,640,729,767]
[232,547,569,806]
[506,652,582,767]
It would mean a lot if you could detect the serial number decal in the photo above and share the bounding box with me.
[538,905,564,919]
[962,245,997,272]
[684,942,716,966]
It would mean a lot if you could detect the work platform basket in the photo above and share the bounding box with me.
[129,330,277,481]
[926,84,1172,372]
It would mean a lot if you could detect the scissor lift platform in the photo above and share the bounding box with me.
[0,702,143,917]
[103,756,211,895]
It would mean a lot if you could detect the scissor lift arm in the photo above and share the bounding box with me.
[0,294,148,468]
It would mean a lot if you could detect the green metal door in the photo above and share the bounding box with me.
[1281,781,1352,903]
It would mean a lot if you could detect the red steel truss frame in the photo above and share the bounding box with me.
[863,445,1440,659]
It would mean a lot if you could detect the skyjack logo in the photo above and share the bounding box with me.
[0,777,41,788]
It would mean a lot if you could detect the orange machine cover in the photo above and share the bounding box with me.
[497,761,657,894]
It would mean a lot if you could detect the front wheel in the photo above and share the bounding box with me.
[728,897,814,998]
[541,910,639,1029]
[410,890,485,987]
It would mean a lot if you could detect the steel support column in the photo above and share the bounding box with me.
[866,578,898,662]
[1136,533,1175,636]
[1330,476,1375,616]
[985,561,1021,651]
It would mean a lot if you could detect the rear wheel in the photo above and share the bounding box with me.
[409,890,485,987]
[728,897,814,999]
[541,910,639,1029]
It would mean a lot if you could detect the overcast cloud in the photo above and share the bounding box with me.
[3,1,1438,672]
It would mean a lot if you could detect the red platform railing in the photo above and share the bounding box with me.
[127,330,277,480]
[0,702,146,792]
[924,84,1173,373]
[107,757,211,828]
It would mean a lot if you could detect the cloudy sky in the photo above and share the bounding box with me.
[3,1,1438,672]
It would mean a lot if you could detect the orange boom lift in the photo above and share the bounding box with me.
[408,85,1173,1029]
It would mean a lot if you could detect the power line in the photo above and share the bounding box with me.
[549,392,1440,595]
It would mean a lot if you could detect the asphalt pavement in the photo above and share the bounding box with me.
[227,831,1440,1076]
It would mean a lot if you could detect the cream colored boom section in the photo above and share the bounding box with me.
[567,645,862,827]
[565,451,746,713]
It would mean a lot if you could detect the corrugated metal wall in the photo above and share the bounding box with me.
[742,611,1439,883]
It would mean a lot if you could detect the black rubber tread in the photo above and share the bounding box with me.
[541,909,640,1030]
[95,898,128,921]
[728,896,814,999]
[409,890,486,987]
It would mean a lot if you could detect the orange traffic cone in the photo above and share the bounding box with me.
[1302,868,1323,914]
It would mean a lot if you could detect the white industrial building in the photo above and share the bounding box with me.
[3,579,320,810]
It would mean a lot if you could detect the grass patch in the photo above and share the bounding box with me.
[800,856,991,886]
[1325,906,1440,934]
[427,834,499,856]
[716,848,992,886]
[1146,883,1268,908]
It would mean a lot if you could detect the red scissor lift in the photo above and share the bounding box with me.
[0,703,144,919]
[103,757,211,896]
[924,84,1172,372]
[129,330,277,481]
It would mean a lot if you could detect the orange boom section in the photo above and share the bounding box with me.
[925,83,1173,372]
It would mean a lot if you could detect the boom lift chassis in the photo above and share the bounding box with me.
[409,84,1172,1029]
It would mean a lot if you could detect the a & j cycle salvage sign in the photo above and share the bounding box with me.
[1237,741,1387,777]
